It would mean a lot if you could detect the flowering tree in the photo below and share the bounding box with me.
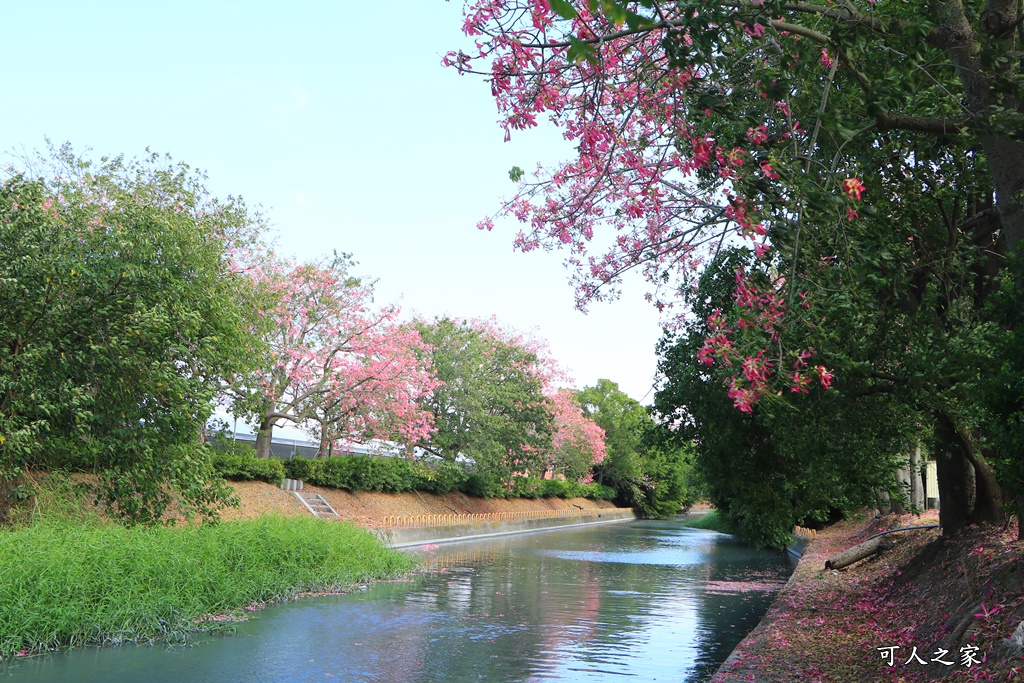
[230,254,437,459]
[414,316,560,491]
[547,389,606,482]
[452,0,1023,535]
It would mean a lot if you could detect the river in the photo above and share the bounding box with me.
[2,518,792,682]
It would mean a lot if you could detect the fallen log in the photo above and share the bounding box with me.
[824,537,895,570]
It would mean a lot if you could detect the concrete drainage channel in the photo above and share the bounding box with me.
[378,508,638,548]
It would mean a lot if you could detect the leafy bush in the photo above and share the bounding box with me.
[411,461,468,494]
[462,472,506,498]
[282,457,316,482]
[280,456,611,500]
[210,450,285,485]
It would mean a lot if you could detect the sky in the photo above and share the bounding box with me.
[3,2,665,413]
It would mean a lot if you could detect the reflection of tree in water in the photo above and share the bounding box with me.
[682,538,791,683]
[361,526,790,682]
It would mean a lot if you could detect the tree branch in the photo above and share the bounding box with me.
[876,113,966,135]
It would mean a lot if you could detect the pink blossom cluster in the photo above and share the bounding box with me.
[232,255,440,449]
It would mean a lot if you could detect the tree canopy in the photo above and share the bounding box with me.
[452,0,1024,539]
[228,254,437,459]
[413,317,556,492]
[0,147,261,522]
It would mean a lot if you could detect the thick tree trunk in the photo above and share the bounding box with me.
[877,490,892,516]
[931,0,1024,250]
[255,419,275,459]
[936,412,1006,525]
[935,415,973,535]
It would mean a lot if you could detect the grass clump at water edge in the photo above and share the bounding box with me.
[0,514,415,658]
[679,509,733,533]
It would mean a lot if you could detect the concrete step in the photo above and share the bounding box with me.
[292,491,339,519]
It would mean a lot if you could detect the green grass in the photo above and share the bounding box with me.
[679,509,732,533]
[0,515,415,658]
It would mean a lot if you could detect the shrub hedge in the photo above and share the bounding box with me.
[210,450,285,484]
[281,456,616,500]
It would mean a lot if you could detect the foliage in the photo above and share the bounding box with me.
[0,146,262,524]
[283,456,468,495]
[280,455,614,500]
[678,510,732,534]
[229,254,437,459]
[655,250,914,548]
[546,389,606,482]
[452,0,1024,536]
[502,476,616,500]
[209,449,285,485]
[413,317,556,483]
[577,379,696,517]
[0,515,414,658]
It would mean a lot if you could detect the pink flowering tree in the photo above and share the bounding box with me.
[450,0,1022,535]
[547,389,606,482]
[230,254,437,459]
[449,0,1021,404]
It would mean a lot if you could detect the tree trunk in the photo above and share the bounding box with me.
[255,418,275,459]
[877,490,892,516]
[892,461,910,515]
[932,0,1024,250]
[936,411,1006,526]
[1018,497,1024,542]
[967,452,1003,525]
[909,445,924,511]
[825,536,895,570]
[935,415,973,535]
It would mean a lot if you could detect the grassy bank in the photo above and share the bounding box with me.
[0,515,415,658]
[680,509,732,533]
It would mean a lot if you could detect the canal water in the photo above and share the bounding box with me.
[2,519,791,683]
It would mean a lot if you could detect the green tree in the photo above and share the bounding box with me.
[578,379,697,517]
[413,317,554,494]
[0,146,263,523]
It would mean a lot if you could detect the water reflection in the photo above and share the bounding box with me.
[3,519,790,683]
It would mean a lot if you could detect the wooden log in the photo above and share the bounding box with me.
[824,537,895,570]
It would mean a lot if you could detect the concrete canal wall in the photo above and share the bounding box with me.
[378,508,638,548]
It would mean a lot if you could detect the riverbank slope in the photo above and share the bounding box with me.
[712,511,1023,682]
[220,480,624,526]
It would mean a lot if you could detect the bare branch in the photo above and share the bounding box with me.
[876,113,966,135]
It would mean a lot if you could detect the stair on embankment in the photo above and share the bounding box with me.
[292,491,340,519]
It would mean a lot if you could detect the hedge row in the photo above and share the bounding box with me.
[210,450,285,484]
[208,447,616,500]
[283,457,468,495]
[280,455,615,500]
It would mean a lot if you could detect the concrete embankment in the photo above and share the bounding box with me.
[378,508,638,548]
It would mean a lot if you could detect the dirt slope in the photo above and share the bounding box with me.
[713,510,1024,682]
[219,481,623,527]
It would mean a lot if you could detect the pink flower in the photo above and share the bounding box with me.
[842,178,865,201]
[746,126,769,144]
[819,48,834,69]
[817,366,833,389]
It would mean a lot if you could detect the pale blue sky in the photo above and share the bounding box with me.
[3,1,663,405]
